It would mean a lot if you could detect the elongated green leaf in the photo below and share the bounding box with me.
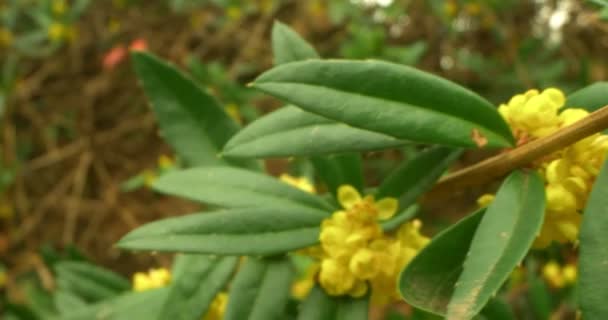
[132,52,258,170]
[446,171,545,320]
[565,82,608,111]
[335,296,369,320]
[311,153,365,195]
[118,208,323,255]
[224,257,294,320]
[252,60,514,148]
[272,21,320,65]
[382,204,419,232]
[297,286,337,320]
[579,160,608,319]
[153,166,333,214]
[478,298,515,320]
[54,262,130,303]
[377,147,462,207]
[54,291,87,315]
[400,209,485,315]
[158,255,237,320]
[223,106,406,158]
[60,288,169,320]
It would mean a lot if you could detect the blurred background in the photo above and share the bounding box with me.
[1,0,607,319]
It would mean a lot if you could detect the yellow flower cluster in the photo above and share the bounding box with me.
[280,174,316,194]
[132,268,171,292]
[202,292,228,320]
[496,88,608,248]
[316,185,429,305]
[542,261,577,288]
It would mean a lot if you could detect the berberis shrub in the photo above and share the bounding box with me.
[57,22,608,320]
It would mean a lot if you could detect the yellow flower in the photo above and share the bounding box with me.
[225,103,242,124]
[291,264,319,300]
[202,292,228,320]
[226,6,242,21]
[312,185,428,304]
[52,0,67,16]
[143,169,157,188]
[542,261,577,288]
[491,88,608,248]
[0,28,13,47]
[132,268,171,292]
[158,155,175,170]
[48,22,66,42]
[280,174,316,193]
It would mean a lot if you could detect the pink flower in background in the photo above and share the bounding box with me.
[102,45,127,70]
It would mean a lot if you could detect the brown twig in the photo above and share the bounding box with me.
[63,152,93,245]
[431,105,608,196]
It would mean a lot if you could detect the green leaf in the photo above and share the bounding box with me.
[118,208,323,255]
[296,285,369,320]
[446,171,545,320]
[565,82,608,112]
[60,288,169,320]
[153,166,333,214]
[224,256,294,320]
[311,153,365,195]
[376,147,462,207]
[272,21,320,65]
[579,159,608,319]
[158,255,237,320]
[54,262,130,303]
[335,296,369,320]
[132,52,258,170]
[223,106,406,158]
[54,291,87,315]
[382,204,419,232]
[400,209,485,315]
[478,298,515,320]
[297,286,337,320]
[252,60,514,148]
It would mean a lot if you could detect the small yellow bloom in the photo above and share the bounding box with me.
[477,194,495,208]
[225,103,242,124]
[143,169,157,188]
[542,261,577,288]
[226,6,242,21]
[0,28,13,47]
[48,22,66,42]
[280,174,316,193]
[52,0,67,16]
[132,268,171,292]
[157,155,175,170]
[202,292,228,320]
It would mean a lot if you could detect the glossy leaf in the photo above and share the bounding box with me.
[272,21,319,65]
[158,255,237,320]
[252,60,514,148]
[311,153,365,195]
[54,262,130,303]
[579,160,608,319]
[223,106,406,158]
[61,288,169,320]
[224,256,294,320]
[376,147,462,207]
[297,286,337,320]
[153,166,333,214]
[297,285,369,320]
[565,82,608,112]
[447,171,545,320]
[132,52,258,169]
[400,210,484,315]
[118,208,323,255]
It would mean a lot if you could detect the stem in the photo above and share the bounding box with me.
[430,105,608,196]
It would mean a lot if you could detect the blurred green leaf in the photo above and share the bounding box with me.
[54,262,130,303]
[579,159,608,318]
[311,153,364,196]
[565,82,608,112]
[271,21,320,65]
